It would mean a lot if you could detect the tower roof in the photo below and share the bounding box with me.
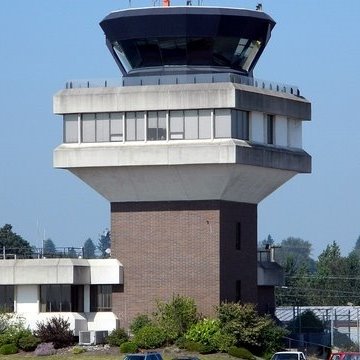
[100,7,275,77]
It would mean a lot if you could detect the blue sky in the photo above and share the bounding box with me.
[0,0,359,258]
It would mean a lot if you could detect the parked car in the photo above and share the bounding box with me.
[271,351,307,360]
[329,352,360,360]
[123,353,163,360]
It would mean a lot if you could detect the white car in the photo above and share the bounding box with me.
[271,351,307,360]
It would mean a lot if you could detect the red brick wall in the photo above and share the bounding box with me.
[111,200,258,328]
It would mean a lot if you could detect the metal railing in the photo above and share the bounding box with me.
[0,246,84,260]
[65,72,301,97]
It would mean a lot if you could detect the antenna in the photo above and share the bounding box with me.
[129,0,131,7]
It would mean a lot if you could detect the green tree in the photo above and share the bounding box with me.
[216,302,286,354]
[275,237,316,272]
[0,224,32,256]
[287,309,325,334]
[153,295,199,342]
[83,238,96,259]
[97,230,111,258]
[43,239,56,256]
[343,251,360,305]
[313,241,345,305]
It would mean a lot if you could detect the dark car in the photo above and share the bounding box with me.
[124,353,163,360]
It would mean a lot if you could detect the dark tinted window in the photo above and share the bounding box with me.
[0,285,14,312]
[40,285,84,312]
[114,36,261,73]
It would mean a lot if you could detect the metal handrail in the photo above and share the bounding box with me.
[0,246,84,260]
[65,73,301,97]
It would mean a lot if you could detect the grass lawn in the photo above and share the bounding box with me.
[0,347,238,360]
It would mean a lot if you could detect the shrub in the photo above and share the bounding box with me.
[0,333,13,347]
[130,314,153,335]
[211,331,236,352]
[0,321,39,352]
[107,328,129,347]
[72,346,86,354]
[0,343,18,355]
[216,302,281,352]
[185,318,220,348]
[120,341,138,353]
[34,317,74,349]
[0,313,13,333]
[18,334,41,352]
[154,295,199,342]
[34,342,56,356]
[228,346,256,360]
[134,324,166,349]
[182,340,215,354]
[174,336,187,349]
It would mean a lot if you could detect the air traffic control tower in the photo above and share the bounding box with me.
[53,2,311,326]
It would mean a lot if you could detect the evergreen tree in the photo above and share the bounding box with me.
[313,241,345,305]
[83,238,96,259]
[259,234,275,248]
[43,238,56,256]
[67,247,77,258]
[97,230,111,258]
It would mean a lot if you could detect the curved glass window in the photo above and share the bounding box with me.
[113,36,262,73]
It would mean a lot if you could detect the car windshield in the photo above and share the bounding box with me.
[273,354,299,360]
[125,356,145,360]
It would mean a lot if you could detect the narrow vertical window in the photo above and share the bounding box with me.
[198,109,211,139]
[236,222,241,250]
[169,111,184,139]
[184,110,198,139]
[236,110,249,140]
[236,280,241,302]
[96,113,110,142]
[63,114,78,143]
[147,111,167,140]
[0,285,14,312]
[214,109,231,138]
[110,112,124,142]
[126,112,145,141]
[82,113,96,143]
[266,114,274,144]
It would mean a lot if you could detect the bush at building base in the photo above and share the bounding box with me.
[18,334,41,352]
[133,324,166,349]
[34,317,74,349]
[0,343,18,355]
[119,341,138,353]
[107,328,129,347]
[228,346,256,360]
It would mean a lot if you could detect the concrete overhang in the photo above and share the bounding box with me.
[0,258,123,285]
[53,140,310,204]
[54,139,311,173]
[53,82,311,120]
[257,261,284,286]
